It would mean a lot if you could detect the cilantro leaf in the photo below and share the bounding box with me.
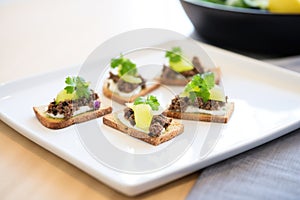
[65,76,75,85]
[202,72,215,90]
[64,76,91,98]
[133,97,145,105]
[110,55,137,77]
[184,72,215,103]
[165,47,182,63]
[64,86,75,94]
[119,59,137,76]
[75,77,91,98]
[111,57,123,68]
[134,95,160,111]
[147,95,160,111]
[64,77,76,93]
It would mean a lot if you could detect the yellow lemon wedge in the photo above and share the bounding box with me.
[131,104,153,131]
[121,74,142,84]
[55,89,77,104]
[209,85,226,102]
[269,0,300,13]
[169,59,194,73]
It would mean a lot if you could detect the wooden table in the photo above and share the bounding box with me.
[0,121,199,199]
[0,0,199,199]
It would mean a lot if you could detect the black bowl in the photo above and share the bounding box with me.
[180,0,300,56]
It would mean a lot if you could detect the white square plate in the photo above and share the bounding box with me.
[1,43,300,196]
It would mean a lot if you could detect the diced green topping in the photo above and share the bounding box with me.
[183,72,216,103]
[165,47,194,72]
[134,95,160,111]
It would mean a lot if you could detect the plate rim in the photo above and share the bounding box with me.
[1,42,300,196]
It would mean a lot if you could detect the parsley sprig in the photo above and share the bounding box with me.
[111,55,137,76]
[64,76,91,98]
[165,47,182,63]
[184,72,215,103]
[134,95,160,111]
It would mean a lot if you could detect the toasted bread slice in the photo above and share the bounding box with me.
[33,105,112,129]
[102,81,160,105]
[163,102,234,123]
[157,67,222,86]
[103,112,184,146]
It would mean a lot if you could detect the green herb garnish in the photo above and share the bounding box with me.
[201,0,268,9]
[183,72,215,102]
[134,95,160,111]
[111,55,137,77]
[202,0,226,5]
[64,76,91,98]
[165,47,182,63]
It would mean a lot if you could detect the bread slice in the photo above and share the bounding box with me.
[33,105,112,129]
[102,81,160,105]
[103,112,184,146]
[157,67,222,86]
[163,102,234,123]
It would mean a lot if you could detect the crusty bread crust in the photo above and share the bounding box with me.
[163,102,234,123]
[102,81,160,105]
[33,105,112,129]
[103,112,184,146]
[157,67,222,86]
